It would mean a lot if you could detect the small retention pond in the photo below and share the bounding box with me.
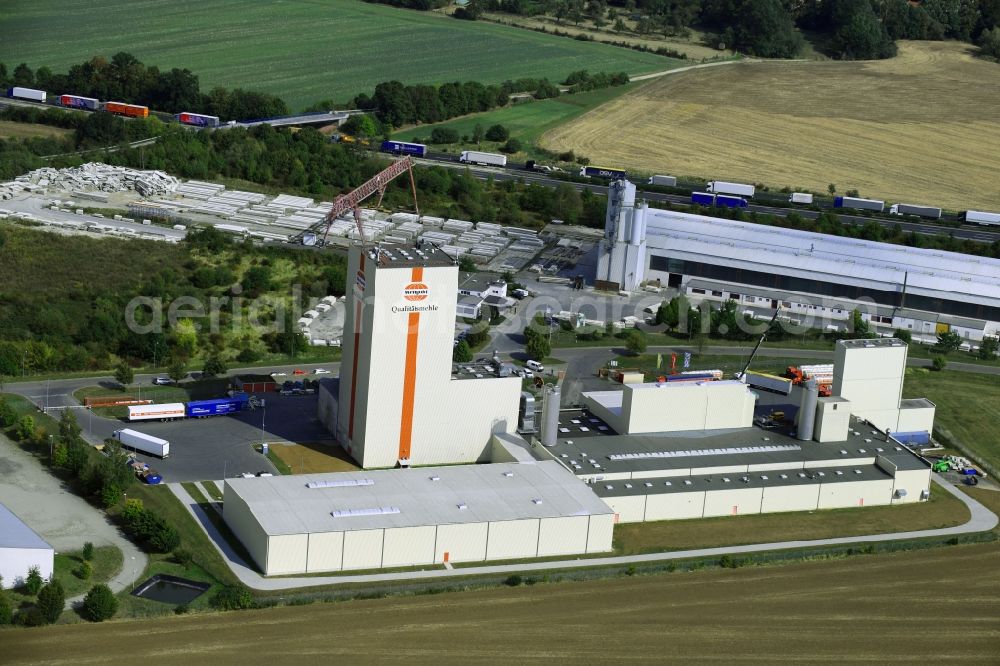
[132,575,211,605]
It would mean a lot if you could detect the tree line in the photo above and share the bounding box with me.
[0,53,288,121]
[475,0,1000,60]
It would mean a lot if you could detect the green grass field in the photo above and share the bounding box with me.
[0,0,672,111]
[903,368,1000,474]
[400,82,645,157]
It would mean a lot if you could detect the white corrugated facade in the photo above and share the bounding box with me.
[0,503,54,589]
[223,462,615,575]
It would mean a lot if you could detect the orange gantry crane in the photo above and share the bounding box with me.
[293,156,420,248]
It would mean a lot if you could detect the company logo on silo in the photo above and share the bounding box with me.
[355,271,366,289]
[403,282,429,301]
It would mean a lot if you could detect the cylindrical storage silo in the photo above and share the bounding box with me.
[797,379,819,441]
[540,385,561,447]
[629,204,646,246]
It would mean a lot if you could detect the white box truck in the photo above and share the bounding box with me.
[459,151,507,167]
[961,210,1000,226]
[648,175,677,187]
[127,403,186,422]
[114,429,169,458]
[8,86,47,103]
[707,181,755,197]
[790,192,813,204]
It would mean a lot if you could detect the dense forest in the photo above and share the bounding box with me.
[0,54,288,121]
[402,0,1000,60]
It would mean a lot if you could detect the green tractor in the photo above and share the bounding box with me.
[932,460,951,473]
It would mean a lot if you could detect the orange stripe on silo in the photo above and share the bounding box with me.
[347,253,365,440]
[398,266,423,461]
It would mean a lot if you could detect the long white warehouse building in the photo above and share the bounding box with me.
[597,180,1000,340]
[224,461,614,575]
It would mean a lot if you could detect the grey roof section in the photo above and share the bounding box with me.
[0,503,53,551]
[374,243,455,269]
[225,461,613,536]
[838,338,906,349]
[458,273,503,293]
[552,414,916,477]
[591,464,895,498]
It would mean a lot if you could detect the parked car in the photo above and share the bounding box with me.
[272,371,287,377]
[314,368,331,374]
[292,369,306,375]
[153,376,175,385]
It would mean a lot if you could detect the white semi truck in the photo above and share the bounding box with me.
[113,428,170,458]
[459,151,507,167]
[707,181,755,197]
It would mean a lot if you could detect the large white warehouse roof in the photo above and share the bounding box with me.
[225,461,613,536]
[643,209,1000,302]
[0,503,52,550]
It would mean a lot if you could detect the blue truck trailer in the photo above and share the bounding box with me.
[381,140,427,157]
[691,192,748,208]
[185,393,250,418]
[580,165,627,179]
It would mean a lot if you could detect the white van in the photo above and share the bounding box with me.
[526,360,544,373]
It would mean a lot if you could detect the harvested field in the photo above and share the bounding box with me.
[270,441,360,474]
[541,41,1000,211]
[4,542,999,662]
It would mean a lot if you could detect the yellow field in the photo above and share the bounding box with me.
[0,120,73,140]
[4,542,998,662]
[541,41,1000,211]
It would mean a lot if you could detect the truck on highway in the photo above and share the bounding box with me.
[834,196,885,212]
[460,151,506,167]
[580,165,627,179]
[691,192,748,209]
[648,175,677,187]
[113,428,170,458]
[176,112,221,127]
[707,181,755,197]
[890,203,942,219]
[789,192,813,204]
[381,140,427,158]
[186,393,250,417]
[104,101,149,118]
[744,371,793,395]
[128,403,186,422]
[8,87,46,103]
[59,94,100,110]
[960,210,1000,226]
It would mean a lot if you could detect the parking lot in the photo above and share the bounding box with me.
[114,392,332,483]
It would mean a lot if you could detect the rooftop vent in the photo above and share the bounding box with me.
[854,469,863,474]
[644,482,653,488]
[760,475,769,480]
[532,498,543,505]
[306,478,374,489]
[836,470,844,476]
[665,481,673,486]
[503,471,514,478]
[605,484,614,490]
[683,479,692,485]
[331,506,400,518]
[429,476,440,482]
[457,503,468,510]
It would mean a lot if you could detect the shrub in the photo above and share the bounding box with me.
[210,584,256,610]
[16,607,46,627]
[82,584,118,622]
[74,560,93,580]
[24,566,43,595]
[173,548,194,568]
[430,127,459,144]
[931,355,947,371]
[0,592,12,625]
[504,574,522,587]
[174,604,190,615]
[501,138,522,153]
[485,124,509,142]
[36,579,65,624]
[82,541,94,561]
